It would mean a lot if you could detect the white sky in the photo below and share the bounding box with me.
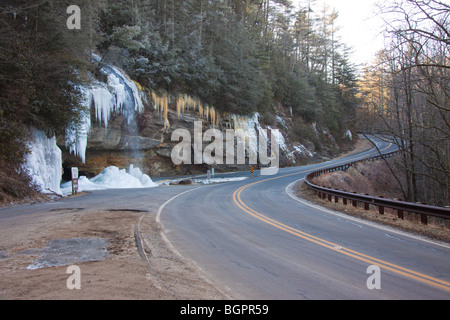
[295,0,387,68]
[321,0,386,66]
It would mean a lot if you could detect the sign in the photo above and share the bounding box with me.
[250,166,254,174]
[71,167,79,195]
[71,167,79,179]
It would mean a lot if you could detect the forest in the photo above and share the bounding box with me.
[358,0,449,206]
[0,0,448,207]
[0,0,359,200]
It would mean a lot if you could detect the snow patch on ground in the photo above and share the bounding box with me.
[61,165,158,195]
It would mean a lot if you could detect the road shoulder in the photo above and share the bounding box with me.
[0,206,232,299]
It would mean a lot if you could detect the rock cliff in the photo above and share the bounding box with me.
[60,62,351,183]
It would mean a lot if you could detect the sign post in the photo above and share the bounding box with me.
[71,167,79,195]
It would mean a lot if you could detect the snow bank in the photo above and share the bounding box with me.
[61,165,158,195]
[158,176,249,186]
[25,128,63,195]
[194,177,248,185]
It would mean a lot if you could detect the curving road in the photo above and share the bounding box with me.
[1,137,449,300]
[159,138,450,300]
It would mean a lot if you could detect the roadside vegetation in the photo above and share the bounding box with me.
[299,153,450,243]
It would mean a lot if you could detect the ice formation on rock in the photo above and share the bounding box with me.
[25,128,63,195]
[65,63,145,164]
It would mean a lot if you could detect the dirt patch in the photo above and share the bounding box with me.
[0,208,232,300]
[297,181,450,244]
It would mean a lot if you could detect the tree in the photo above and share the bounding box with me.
[359,0,450,206]
[0,0,94,158]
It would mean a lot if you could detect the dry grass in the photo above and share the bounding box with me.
[0,162,50,207]
[302,152,449,243]
[311,160,404,199]
[298,181,450,244]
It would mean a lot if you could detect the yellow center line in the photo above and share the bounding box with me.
[232,144,450,292]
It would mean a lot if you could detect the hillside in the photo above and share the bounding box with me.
[0,1,360,203]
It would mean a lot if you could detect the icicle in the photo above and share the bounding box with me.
[176,96,181,118]
[65,87,92,163]
[25,128,63,195]
[65,61,147,164]
[163,94,169,129]
[91,85,115,128]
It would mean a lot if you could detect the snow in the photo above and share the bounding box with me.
[292,144,314,158]
[25,128,63,195]
[268,126,287,152]
[345,129,353,141]
[276,115,288,130]
[61,166,248,195]
[195,177,248,185]
[61,165,158,195]
[233,113,267,159]
[157,176,249,186]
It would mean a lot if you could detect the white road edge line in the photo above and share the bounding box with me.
[155,187,207,260]
[286,179,450,249]
[154,185,235,298]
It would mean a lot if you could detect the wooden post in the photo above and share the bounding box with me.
[378,196,384,215]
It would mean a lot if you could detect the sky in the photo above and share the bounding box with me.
[299,0,387,68]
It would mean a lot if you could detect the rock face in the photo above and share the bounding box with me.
[62,105,213,180]
[60,62,347,182]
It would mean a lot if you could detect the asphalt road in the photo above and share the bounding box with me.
[159,138,450,300]
[1,137,449,300]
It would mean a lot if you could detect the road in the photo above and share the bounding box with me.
[1,137,449,300]
[159,138,450,300]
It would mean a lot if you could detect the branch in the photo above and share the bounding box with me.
[361,133,408,199]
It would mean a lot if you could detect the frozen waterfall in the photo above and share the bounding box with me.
[25,128,63,195]
[65,62,145,164]
[65,87,92,164]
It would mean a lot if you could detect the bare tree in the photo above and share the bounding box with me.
[360,0,449,205]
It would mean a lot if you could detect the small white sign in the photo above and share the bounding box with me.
[71,167,79,180]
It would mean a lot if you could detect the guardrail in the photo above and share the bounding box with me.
[305,151,450,225]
